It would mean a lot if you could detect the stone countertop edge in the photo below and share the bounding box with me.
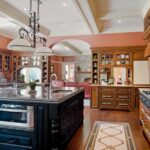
[90,84,150,87]
[0,87,84,104]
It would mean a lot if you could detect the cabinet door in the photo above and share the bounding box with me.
[91,86,99,108]
[99,98,115,109]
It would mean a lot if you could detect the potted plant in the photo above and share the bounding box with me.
[29,79,39,91]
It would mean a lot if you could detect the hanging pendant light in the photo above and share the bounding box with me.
[7,0,53,55]
[33,47,54,56]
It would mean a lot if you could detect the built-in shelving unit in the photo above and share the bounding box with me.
[12,54,50,83]
[92,49,133,84]
[92,53,99,84]
[144,8,150,40]
[0,51,11,72]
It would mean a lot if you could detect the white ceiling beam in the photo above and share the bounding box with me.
[73,0,99,34]
[58,41,82,55]
[0,0,50,36]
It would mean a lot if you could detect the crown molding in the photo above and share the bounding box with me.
[0,0,49,36]
[73,0,99,34]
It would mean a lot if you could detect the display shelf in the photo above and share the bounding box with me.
[100,54,114,65]
[92,53,99,84]
[0,53,11,72]
[12,55,50,83]
[92,50,133,84]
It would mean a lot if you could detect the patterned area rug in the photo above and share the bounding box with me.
[84,121,136,150]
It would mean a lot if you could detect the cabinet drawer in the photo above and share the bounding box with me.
[0,142,32,150]
[0,134,32,146]
[101,93,114,98]
[101,87,117,92]
[117,93,130,99]
[117,87,131,92]
[116,100,130,107]
[99,99,114,109]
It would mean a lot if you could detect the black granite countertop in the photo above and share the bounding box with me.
[139,88,150,109]
[0,85,84,104]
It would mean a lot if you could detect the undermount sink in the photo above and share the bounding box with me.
[53,89,72,93]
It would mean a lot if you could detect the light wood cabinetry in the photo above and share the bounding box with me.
[0,50,11,72]
[140,101,150,143]
[145,43,150,57]
[144,8,150,40]
[12,53,51,83]
[91,86,99,108]
[91,48,134,85]
[99,86,132,110]
[91,47,146,85]
[92,53,99,84]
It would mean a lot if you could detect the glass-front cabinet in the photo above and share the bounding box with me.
[92,49,133,85]
[12,54,50,83]
[0,52,11,72]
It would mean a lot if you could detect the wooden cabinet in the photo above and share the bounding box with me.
[0,128,34,150]
[99,86,132,110]
[91,47,146,85]
[0,51,11,72]
[145,43,150,57]
[12,54,50,83]
[144,8,150,40]
[41,56,50,83]
[91,49,133,85]
[139,100,150,143]
[92,53,99,84]
[91,86,99,108]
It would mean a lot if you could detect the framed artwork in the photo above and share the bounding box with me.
[50,65,54,73]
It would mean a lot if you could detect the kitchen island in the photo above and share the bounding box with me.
[0,86,84,150]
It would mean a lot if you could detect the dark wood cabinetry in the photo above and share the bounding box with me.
[0,89,84,150]
[0,128,34,150]
[49,91,84,149]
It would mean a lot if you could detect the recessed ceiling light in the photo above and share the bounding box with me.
[62,3,67,6]
[117,20,122,23]
[24,8,27,11]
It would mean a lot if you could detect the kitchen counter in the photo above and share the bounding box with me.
[90,84,150,87]
[0,85,84,104]
[139,88,150,109]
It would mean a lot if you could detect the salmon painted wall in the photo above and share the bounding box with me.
[48,32,148,48]
[0,35,11,49]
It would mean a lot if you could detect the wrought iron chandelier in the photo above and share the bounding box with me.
[7,0,54,55]
[19,0,46,48]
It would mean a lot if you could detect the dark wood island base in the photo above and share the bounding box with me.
[0,86,84,150]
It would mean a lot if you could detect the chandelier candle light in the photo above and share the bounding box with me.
[7,0,54,56]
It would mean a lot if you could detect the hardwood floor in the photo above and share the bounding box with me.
[66,107,150,150]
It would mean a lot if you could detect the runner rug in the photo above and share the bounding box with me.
[84,121,136,150]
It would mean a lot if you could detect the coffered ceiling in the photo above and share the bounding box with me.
[0,0,148,56]
[87,0,146,33]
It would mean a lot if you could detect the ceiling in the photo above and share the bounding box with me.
[0,0,148,56]
[88,0,146,33]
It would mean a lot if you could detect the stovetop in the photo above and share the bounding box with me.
[143,90,150,95]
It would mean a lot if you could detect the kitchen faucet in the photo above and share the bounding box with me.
[49,73,57,93]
